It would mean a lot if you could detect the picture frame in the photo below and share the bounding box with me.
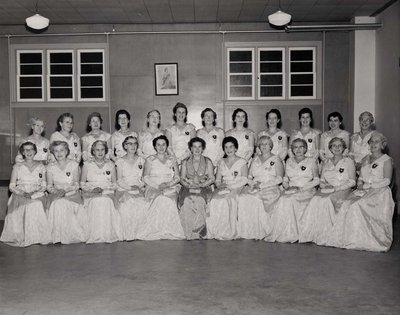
[154,63,179,95]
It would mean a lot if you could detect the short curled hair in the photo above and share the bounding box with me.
[257,135,274,150]
[291,138,308,154]
[368,132,387,149]
[122,136,138,152]
[232,108,248,128]
[56,113,74,132]
[86,112,103,132]
[328,137,347,153]
[359,111,374,122]
[327,111,343,123]
[152,135,169,149]
[91,140,108,156]
[147,109,161,128]
[222,136,239,150]
[173,102,188,122]
[266,109,282,129]
[188,137,206,150]
[28,117,45,136]
[19,141,37,157]
[201,108,217,126]
[50,140,70,157]
[115,109,131,130]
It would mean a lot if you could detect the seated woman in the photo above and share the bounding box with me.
[46,141,86,244]
[319,112,350,162]
[238,136,284,239]
[328,132,394,252]
[137,110,164,159]
[257,109,288,161]
[289,108,321,160]
[111,109,138,161]
[349,111,376,171]
[266,138,319,243]
[299,137,355,245]
[165,103,196,165]
[196,108,225,167]
[81,112,111,162]
[15,117,50,164]
[206,136,248,240]
[80,140,122,243]
[178,137,215,240]
[115,136,148,241]
[226,108,255,163]
[50,113,81,163]
[1,142,51,247]
[137,135,184,240]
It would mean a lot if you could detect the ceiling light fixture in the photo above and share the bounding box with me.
[25,0,49,30]
[268,0,291,27]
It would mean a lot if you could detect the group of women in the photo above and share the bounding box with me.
[0,104,395,252]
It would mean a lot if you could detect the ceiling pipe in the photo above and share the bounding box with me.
[285,23,382,32]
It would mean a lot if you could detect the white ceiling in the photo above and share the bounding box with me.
[0,0,393,26]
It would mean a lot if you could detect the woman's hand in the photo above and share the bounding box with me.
[23,192,32,198]
[282,181,290,189]
[158,182,169,191]
[55,189,66,197]
[92,187,103,194]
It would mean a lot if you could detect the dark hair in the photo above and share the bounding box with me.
[291,138,308,154]
[266,109,282,129]
[152,135,169,150]
[86,112,103,132]
[298,107,313,128]
[50,140,70,157]
[188,137,206,150]
[122,136,138,152]
[222,136,239,150]
[147,109,161,128]
[232,108,248,128]
[19,141,37,158]
[91,140,108,156]
[115,109,131,130]
[327,112,344,130]
[173,102,188,122]
[56,113,74,132]
[201,108,217,127]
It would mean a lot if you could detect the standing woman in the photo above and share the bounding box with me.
[81,112,111,162]
[349,111,375,171]
[1,142,51,246]
[289,108,321,160]
[165,103,196,165]
[196,108,225,167]
[46,141,86,244]
[49,113,81,163]
[15,117,50,164]
[226,108,255,163]
[116,136,148,241]
[257,109,288,161]
[266,138,319,243]
[329,132,394,252]
[299,137,355,245]
[178,137,215,240]
[137,135,184,240]
[80,140,122,243]
[319,112,350,162]
[238,136,284,239]
[206,136,248,240]
[137,109,164,159]
[111,109,138,161]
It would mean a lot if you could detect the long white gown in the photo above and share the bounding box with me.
[0,163,51,247]
[289,129,321,159]
[237,155,281,239]
[81,160,122,243]
[298,157,355,245]
[116,156,149,241]
[319,129,350,161]
[137,129,164,159]
[206,158,247,240]
[265,157,317,243]
[197,127,225,167]
[136,156,184,240]
[349,131,375,164]
[111,130,138,159]
[166,123,195,163]
[50,131,81,163]
[328,154,394,252]
[46,160,86,244]
[258,129,288,161]
[81,131,111,161]
[226,129,255,162]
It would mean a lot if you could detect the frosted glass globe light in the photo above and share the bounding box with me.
[26,13,49,30]
[268,10,291,27]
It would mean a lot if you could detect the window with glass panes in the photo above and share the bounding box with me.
[258,48,285,99]
[47,50,74,101]
[289,47,315,99]
[17,51,43,101]
[78,50,105,101]
[227,48,254,100]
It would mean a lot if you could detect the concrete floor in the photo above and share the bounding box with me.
[0,220,399,315]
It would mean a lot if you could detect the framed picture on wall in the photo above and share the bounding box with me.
[154,63,179,95]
